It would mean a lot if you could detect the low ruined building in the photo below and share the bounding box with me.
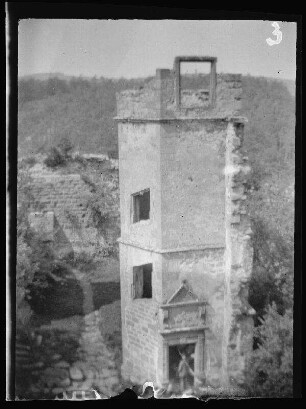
[116,56,254,390]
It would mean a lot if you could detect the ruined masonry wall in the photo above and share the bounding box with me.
[25,310,122,399]
[118,122,162,250]
[122,301,159,384]
[160,121,227,249]
[161,248,225,304]
[161,248,225,386]
[28,164,105,256]
[119,244,162,384]
[223,121,254,386]
[116,74,242,120]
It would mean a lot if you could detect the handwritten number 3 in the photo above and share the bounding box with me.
[266,22,282,46]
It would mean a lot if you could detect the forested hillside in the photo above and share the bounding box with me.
[18,76,152,157]
[17,75,295,161]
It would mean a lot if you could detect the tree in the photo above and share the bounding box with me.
[44,136,74,168]
[242,76,295,397]
[246,304,293,397]
[248,216,294,319]
[242,76,295,181]
[16,166,36,311]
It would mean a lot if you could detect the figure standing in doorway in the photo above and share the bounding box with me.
[177,352,194,392]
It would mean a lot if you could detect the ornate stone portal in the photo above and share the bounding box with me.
[116,57,254,391]
[159,282,207,387]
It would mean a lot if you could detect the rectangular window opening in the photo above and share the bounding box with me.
[132,189,150,223]
[174,57,217,109]
[132,263,152,299]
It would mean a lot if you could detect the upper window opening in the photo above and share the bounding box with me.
[174,56,217,109]
[132,189,150,223]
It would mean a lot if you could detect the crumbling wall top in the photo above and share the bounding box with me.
[115,56,243,121]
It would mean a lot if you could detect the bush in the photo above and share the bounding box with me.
[16,235,38,308]
[27,259,75,314]
[20,156,37,168]
[60,251,96,272]
[16,166,69,313]
[107,148,118,159]
[245,304,293,397]
[57,136,73,158]
[16,167,37,315]
[44,146,66,167]
[44,137,73,168]
[81,174,116,234]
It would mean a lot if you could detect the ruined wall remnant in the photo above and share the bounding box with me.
[18,309,122,399]
[26,162,111,257]
[116,57,254,392]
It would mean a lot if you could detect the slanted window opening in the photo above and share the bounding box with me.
[132,263,152,299]
[132,189,150,223]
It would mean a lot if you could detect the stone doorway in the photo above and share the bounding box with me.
[168,343,195,392]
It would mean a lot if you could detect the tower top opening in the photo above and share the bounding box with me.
[115,56,242,122]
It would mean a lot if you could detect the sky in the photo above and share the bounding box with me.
[18,19,297,80]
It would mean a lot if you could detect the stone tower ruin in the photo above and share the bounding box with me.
[116,57,254,391]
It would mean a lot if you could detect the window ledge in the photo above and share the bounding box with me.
[131,219,151,226]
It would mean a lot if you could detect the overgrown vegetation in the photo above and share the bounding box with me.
[44,137,73,168]
[17,166,66,321]
[80,170,120,258]
[245,304,293,397]
[241,77,295,396]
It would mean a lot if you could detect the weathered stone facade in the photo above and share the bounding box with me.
[116,57,254,391]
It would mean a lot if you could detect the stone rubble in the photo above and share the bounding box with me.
[20,310,123,399]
